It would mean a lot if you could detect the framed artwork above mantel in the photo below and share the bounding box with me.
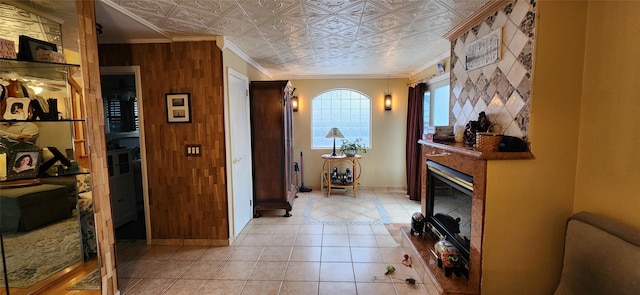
[465,28,502,71]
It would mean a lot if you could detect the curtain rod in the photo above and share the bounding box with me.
[408,73,450,87]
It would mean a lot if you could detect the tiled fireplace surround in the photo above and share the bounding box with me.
[408,142,488,294]
[404,141,533,294]
[450,0,536,139]
[401,0,537,294]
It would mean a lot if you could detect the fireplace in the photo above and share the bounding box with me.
[426,160,473,269]
[402,141,530,294]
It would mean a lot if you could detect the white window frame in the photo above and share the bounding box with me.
[424,76,450,129]
[311,88,372,149]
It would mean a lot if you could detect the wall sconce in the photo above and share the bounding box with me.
[292,96,299,112]
[384,94,392,111]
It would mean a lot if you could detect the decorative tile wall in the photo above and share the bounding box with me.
[450,0,536,139]
[0,3,64,49]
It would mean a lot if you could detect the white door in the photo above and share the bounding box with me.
[227,68,253,237]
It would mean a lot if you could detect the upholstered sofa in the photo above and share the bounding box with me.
[555,211,640,295]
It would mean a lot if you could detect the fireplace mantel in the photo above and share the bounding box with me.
[417,140,534,160]
[400,140,533,294]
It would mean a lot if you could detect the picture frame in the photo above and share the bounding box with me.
[3,97,31,120]
[465,28,502,71]
[5,143,42,181]
[17,35,58,62]
[166,93,191,123]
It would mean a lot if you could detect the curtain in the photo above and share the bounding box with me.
[406,83,426,201]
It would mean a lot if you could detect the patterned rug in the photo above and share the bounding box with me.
[1,217,83,288]
[302,195,392,225]
[68,269,100,290]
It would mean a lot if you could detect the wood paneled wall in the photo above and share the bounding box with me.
[76,1,118,294]
[98,42,228,243]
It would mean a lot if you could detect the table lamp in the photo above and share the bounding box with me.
[325,127,344,156]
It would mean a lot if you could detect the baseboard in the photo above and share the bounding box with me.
[303,185,407,191]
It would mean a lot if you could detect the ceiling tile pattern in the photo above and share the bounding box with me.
[100,0,487,77]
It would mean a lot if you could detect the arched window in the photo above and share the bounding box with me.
[311,89,371,149]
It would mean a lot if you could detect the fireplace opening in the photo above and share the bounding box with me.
[426,160,473,269]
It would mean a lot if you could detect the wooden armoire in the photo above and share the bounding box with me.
[249,81,296,217]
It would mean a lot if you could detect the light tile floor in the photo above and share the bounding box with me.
[116,189,435,294]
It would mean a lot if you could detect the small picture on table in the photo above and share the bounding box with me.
[12,152,37,173]
[6,149,41,181]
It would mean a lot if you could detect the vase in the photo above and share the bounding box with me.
[343,149,357,157]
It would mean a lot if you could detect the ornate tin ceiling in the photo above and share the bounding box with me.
[97,0,487,78]
[5,0,489,78]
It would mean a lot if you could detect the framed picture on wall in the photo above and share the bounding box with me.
[465,28,502,71]
[166,93,191,123]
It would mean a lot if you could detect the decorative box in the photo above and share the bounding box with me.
[423,133,455,142]
[0,38,17,59]
[425,125,454,135]
[35,49,66,63]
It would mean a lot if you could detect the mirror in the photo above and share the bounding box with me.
[0,2,99,293]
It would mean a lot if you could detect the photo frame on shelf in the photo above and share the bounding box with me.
[166,93,191,123]
[5,143,42,181]
[3,97,31,120]
[17,35,58,62]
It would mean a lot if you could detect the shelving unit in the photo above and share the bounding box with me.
[0,58,89,167]
[0,57,94,292]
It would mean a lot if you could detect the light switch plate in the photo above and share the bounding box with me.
[185,144,202,157]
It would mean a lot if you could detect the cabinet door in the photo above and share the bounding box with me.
[283,83,295,198]
[108,150,136,227]
[250,82,286,202]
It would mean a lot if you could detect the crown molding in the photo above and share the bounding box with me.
[100,37,220,44]
[100,0,171,39]
[171,36,218,42]
[426,73,449,85]
[220,37,272,79]
[443,0,511,41]
[99,38,171,44]
[279,73,410,80]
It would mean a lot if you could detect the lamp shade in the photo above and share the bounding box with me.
[326,127,344,156]
[291,96,299,112]
[325,127,344,139]
[384,94,392,111]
